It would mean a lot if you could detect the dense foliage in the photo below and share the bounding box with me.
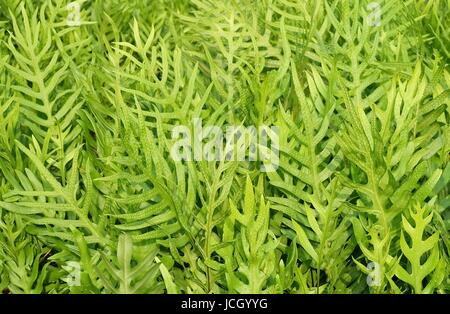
[0,0,449,294]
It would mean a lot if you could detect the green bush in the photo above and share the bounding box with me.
[0,0,448,294]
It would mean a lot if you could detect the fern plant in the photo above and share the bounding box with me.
[0,0,448,294]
